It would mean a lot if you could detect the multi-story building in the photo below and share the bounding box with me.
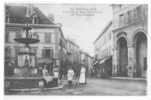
[80,51,93,76]
[5,4,65,69]
[66,39,80,65]
[111,4,147,78]
[65,39,81,76]
[93,21,113,76]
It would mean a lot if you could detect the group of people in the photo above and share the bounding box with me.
[5,61,15,76]
[5,58,87,88]
[67,65,87,87]
[40,62,87,86]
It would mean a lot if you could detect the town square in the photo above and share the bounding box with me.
[4,3,147,96]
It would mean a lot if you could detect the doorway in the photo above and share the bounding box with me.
[118,37,128,76]
[135,32,147,77]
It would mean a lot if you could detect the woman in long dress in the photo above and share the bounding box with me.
[42,65,48,76]
[67,68,74,86]
[79,66,86,85]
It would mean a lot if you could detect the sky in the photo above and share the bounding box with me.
[36,4,113,56]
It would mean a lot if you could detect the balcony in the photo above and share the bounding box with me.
[113,5,147,31]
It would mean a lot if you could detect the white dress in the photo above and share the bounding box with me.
[42,69,48,76]
[67,69,74,81]
[79,67,86,84]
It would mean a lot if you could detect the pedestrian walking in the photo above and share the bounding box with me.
[67,67,74,87]
[53,67,59,86]
[42,64,49,76]
[79,65,86,86]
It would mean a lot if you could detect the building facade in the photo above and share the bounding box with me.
[94,21,113,60]
[93,21,113,76]
[111,4,147,78]
[80,51,93,76]
[5,4,65,69]
[66,39,81,65]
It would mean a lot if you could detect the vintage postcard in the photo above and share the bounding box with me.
[4,2,148,97]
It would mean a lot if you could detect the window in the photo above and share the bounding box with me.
[31,47,37,55]
[32,16,39,24]
[133,8,137,21]
[16,31,22,38]
[8,31,16,43]
[15,46,20,57]
[144,57,147,71]
[60,39,65,48]
[119,14,124,26]
[136,6,142,19]
[5,31,9,43]
[5,47,11,58]
[42,49,50,58]
[45,33,51,43]
[127,11,132,24]
[33,32,39,40]
[9,16,16,23]
[6,15,9,23]
[42,48,53,59]
[124,13,128,25]
[109,31,112,40]
[144,6,147,18]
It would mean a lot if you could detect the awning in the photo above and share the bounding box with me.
[99,56,112,64]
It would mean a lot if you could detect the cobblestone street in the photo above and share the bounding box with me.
[12,78,146,96]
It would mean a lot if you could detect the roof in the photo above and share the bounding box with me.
[5,4,54,24]
[80,50,92,58]
[33,6,54,24]
[66,39,79,48]
[93,21,112,44]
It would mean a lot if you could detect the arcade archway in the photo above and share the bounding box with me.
[117,37,128,76]
[134,32,147,77]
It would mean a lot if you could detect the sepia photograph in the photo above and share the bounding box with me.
[4,3,148,96]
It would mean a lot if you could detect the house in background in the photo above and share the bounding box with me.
[111,4,147,78]
[5,4,66,75]
[93,21,113,77]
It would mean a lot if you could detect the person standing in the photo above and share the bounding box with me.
[8,62,14,76]
[79,65,86,86]
[24,56,29,67]
[67,67,74,87]
[53,67,59,86]
[42,64,48,76]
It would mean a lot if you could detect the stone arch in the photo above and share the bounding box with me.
[116,31,128,44]
[133,31,147,77]
[116,32,128,76]
[132,28,147,42]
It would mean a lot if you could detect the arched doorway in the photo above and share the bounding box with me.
[135,32,147,77]
[117,37,128,76]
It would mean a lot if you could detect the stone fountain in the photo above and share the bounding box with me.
[5,18,58,90]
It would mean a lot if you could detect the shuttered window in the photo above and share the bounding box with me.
[5,31,9,43]
[45,33,51,43]
[5,47,11,58]
[16,31,22,38]
[136,6,142,19]
[42,48,53,59]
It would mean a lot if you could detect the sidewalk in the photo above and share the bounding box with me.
[7,85,64,93]
[60,79,78,85]
[111,77,146,81]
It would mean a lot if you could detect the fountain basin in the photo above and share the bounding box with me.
[14,38,40,44]
[5,76,58,90]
